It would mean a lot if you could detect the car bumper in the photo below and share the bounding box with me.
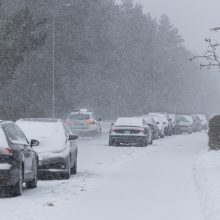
[70,126,98,135]
[0,166,19,186]
[110,135,145,145]
[38,155,69,176]
[178,126,192,132]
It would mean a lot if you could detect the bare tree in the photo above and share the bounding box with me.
[191,27,220,70]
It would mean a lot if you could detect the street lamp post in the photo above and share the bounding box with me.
[52,3,72,118]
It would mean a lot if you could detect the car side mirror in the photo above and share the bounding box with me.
[156,122,160,125]
[31,139,40,147]
[111,123,114,126]
[69,134,78,140]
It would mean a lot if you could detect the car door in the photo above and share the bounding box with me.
[4,124,31,177]
[63,122,77,167]
[15,125,36,176]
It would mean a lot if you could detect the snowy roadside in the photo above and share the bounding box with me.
[194,137,220,220]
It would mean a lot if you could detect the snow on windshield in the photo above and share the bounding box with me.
[114,117,143,127]
[16,121,65,139]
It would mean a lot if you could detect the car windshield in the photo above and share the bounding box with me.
[177,116,189,122]
[69,114,91,120]
[16,121,65,139]
[114,117,143,127]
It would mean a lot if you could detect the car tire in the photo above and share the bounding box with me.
[71,159,77,175]
[13,166,23,196]
[63,156,71,179]
[138,138,146,147]
[109,137,113,146]
[26,162,38,189]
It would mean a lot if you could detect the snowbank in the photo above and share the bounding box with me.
[195,149,220,220]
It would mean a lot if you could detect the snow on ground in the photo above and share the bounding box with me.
[0,123,208,220]
[195,147,220,220]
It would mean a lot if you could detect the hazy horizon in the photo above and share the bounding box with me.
[135,0,220,54]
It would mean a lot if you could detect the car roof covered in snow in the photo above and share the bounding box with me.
[114,117,143,127]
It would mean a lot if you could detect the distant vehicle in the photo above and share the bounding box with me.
[176,115,193,134]
[148,114,165,138]
[109,117,150,147]
[167,113,177,134]
[196,114,208,130]
[141,115,159,140]
[16,118,78,179]
[0,121,39,196]
[192,115,203,132]
[148,112,172,136]
[65,109,102,136]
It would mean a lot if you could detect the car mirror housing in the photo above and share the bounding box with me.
[69,134,78,141]
[31,139,40,147]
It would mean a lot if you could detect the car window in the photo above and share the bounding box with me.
[5,125,17,142]
[0,128,8,146]
[69,114,91,120]
[15,125,29,144]
[5,124,28,144]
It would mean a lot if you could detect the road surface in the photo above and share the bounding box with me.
[0,127,207,220]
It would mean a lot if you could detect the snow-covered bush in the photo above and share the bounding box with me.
[209,115,220,150]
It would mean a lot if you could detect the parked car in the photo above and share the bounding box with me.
[16,118,78,179]
[148,114,165,138]
[0,121,39,196]
[65,109,102,136]
[109,117,150,147]
[141,115,159,140]
[197,114,208,130]
[176,115,193,134]
[192,115,203,132]
[148,112,172,136]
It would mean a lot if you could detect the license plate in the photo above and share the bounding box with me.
[124,131,130,134]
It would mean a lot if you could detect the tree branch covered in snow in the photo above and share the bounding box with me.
[191,28,220,70]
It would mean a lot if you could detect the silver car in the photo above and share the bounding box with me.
[65,109,102,136]
[16,118,78,179]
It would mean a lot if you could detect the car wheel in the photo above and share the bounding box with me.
[13,166,23,196]
[63,156,71,179]
[138,138,146,147]
[26,162,38,189]
[109,137,113,146]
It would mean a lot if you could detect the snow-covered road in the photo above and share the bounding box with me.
[0,128,207,220]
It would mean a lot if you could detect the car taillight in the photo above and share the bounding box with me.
[87,119,95,125]
[138,128,145,133]
[0,147,13,156]
[65,119,71,125]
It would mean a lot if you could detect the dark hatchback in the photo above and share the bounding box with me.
[0,121,39,196]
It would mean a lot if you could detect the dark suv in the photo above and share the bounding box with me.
[0,121,39,196]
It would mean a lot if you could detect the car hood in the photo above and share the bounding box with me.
[33,136,66,154]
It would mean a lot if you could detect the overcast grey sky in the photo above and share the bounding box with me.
[135,0,220,53]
